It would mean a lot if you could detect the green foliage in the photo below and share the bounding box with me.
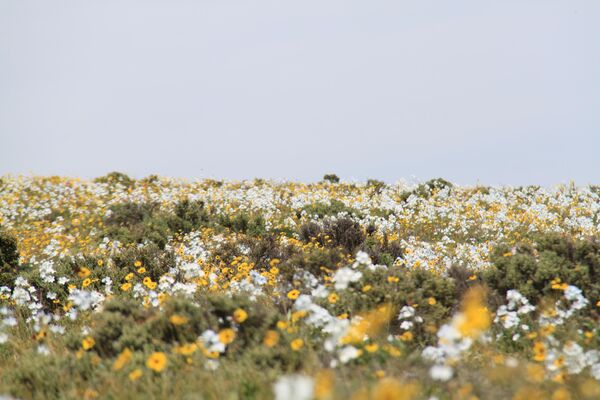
[366,179,386,194]
[301,199,360,219]
[218,212,267,237]
[300,218,365,252]
[322,174,340,183]
[0,229,20,287]
[103,202,171,248]
[103,199,210,248]
[484,233,600,304]
[94,171,135,188]
[400,178,453,201]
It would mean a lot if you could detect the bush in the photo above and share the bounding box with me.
[0,229,20,287]
[167,199,210,234]
[94,171,135,188]
[103,202,171,248]
[483,233,600,304]
[104,198,211,248]
[299,218,365,252]
[301,200,360,219]
[400,178,453,201]
[366,179,386,194]
[323,174,340,183]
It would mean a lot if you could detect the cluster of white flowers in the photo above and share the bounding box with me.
[273,374,314,400]
[494,290,535,340]
[397,305,423,331]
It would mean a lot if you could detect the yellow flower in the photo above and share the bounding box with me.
[83,388,99,399]
[365,343,379,353]
[383,345,402,357]
[467,275,477,281]
[169,314,189,325]
[137,267,146,274]
[276,320,288,330]
[125,273,134,282]
[533,341,547,362]
[287,289,300,300]
[128,368,143,381]
[134,260,142,267]
[362,285,372,293]
[263,330,279,347]
[35,329,46,341]
[82,278,92,288]
[173,343,197,355]
[233,308,248,323]
[146,352,168,372]
[314,370,334,400]
[371,378,420,400]
[218,328,236,344]
[269,259,280,268]
[387,276,399,283]
[456,286,491,338]
[290,338,304,351]
[112,348,133,371]
[399,331,413,342]
[78,267,91,278]
[97,259,104,267]
[328,293,338,304]
[540,325,555,337]
[551,388,572,400]
[120,282,132,292]
[143,277,154,288]
[428,297,437,305]
[82,336,95,350]
[526,363,545,383]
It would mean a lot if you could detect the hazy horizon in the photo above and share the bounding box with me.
[2,1,599,186]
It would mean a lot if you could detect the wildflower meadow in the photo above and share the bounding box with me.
[2,173,600,399]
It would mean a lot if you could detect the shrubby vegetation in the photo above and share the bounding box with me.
[0,174,600,399]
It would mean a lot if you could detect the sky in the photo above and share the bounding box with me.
[1,0,599,186]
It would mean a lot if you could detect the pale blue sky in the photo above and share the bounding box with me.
[1,1,599,185]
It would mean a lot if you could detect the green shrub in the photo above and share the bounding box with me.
[167,199,210,234]
[484,233,600,304]
[94,171,135,188]
[0,229,20,287]
[218,213,266,237]
[299,218,365,252]
[366,179,386,194]
[322,174,340,183]
[400,178,453,201]
[301,200,360,219]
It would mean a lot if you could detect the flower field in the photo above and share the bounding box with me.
[1,173,600,399]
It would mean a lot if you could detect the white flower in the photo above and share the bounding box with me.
[311,285,329,298]
[273,375,314,400]
[429,364,453,381]
[400,321,413,330]
[591,364,600,380]
[398,306,416,320]
[338,346,360,364]
[332,268,362,290]
[353,251,372,267]
[199,330,226,353]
